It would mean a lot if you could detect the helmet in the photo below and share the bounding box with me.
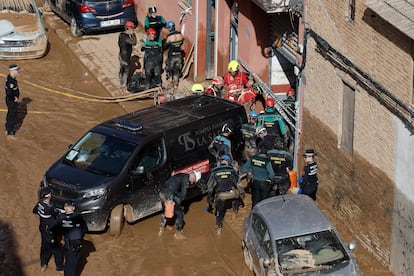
[147,28,156,35]
[148,6,157,13]
[265,98,275,108]
[192,170,201,182]
[287,88,295,96]
[125,21,135,29]
[166,21,175,29]
[256,127,267,137]
[228,84,239,94]
[228,60,239,72]
[222,123,233,134]
[249,110,259,119]
[212,76,224,85]
[191,83,204,94]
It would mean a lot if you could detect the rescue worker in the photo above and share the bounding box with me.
[257,97,288,146]
[207,155,241,235]
[51,201,88,276]
[223,60,249,89]
[238,86,257,113]
[205,76,225,97]
[159,170,201,239]
[118,21,137,88]
[284,88,296,115]
[241,110,259,161]
[4,64,20,139]
[242,136,275,207]
[296,149,319,200]
[32,187,63,272]
[267,137,293,196]
[141,28,162,89]
[144,6,166,45]
[224,84,240,102]
[191,83,204,95]
[164,21,184,91]
[208,123,233,163]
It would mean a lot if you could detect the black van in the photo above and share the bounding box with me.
[39,95,247,236]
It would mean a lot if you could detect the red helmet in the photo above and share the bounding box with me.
[228,84,239,94]
[265,98,275,108]
[125,21,135,29]
[212,76,224,85]
[147,28,156,35]
[287,88,295,96]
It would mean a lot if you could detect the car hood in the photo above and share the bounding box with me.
[46,160,113,191]
[0,20,14,37]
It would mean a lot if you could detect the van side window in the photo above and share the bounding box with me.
[136,139,165,170]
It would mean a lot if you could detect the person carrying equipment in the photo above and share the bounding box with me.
[223,60,249,89]
[267,137,293,196]
[208,123,233,164]
[257,97,288,146]
[241,110,259,160]
[206,155,242,234]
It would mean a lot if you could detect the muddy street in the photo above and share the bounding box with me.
[0,11,394,276]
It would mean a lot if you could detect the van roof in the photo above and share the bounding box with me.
[253,194,333,240]
[102,95,246,135]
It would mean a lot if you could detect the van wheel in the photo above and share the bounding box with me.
[109,204,124,237]
[70,17,82,37]
[243,241,254,271]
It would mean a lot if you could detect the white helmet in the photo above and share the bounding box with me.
[192,170,201,182]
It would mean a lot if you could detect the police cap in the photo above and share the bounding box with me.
[40,187,52,198]
[64,200,75,207]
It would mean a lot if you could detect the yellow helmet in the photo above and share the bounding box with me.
[228,60,239,72]
[191,83,204,94]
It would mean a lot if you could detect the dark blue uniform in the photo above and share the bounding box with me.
[242,153,275,207]
[32,201,63,271]
[159,173,189,231]
[5,74,19,135]
[301,161,319,200]
[51,211,87,276]
[267,149,293,195]
[207,164,239,229]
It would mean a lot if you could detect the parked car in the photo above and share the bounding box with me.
[39,95,247,236]
[242,194,361,275]
[0,0,48,59]
[44,0,137,36]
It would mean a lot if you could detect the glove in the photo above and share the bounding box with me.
[298,176,304,185]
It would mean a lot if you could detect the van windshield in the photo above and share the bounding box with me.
[276,230,349,272]
[64,131,136,176]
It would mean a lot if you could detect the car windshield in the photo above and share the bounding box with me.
[276,230,349,273]
[64,131,136,176]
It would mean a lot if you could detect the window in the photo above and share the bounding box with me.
[347,0,356,22]
[136,139,165,171]
[341,82,355,155]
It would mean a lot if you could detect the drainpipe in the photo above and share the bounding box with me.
[214,0,219,77]
[194,0,199,80]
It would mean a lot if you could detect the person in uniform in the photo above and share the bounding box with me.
[242,137,275,207]
[208,123,233,163]
[205,76,225,97]
[32,187,64,272]
[144,6,166,45]
[164,21,184,91]
[51,201,88,276]
[223,60,248,90]
[118,21,137,88]
[159,170,201,239]
[141,28,163,89]
[267,137,293,196]
[241,110,259,161]
[4,64,20,139]
[206,155,241,234]
[257,97,288,147]
[297,149,319,200]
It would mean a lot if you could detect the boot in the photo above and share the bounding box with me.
[174,230,185,239]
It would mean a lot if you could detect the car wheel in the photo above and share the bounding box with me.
[109,204,124,237]
[243,240,254,272]
[70,17,82,37]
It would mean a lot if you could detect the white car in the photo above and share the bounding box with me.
[0,0,48,59]
[242,194,362,275]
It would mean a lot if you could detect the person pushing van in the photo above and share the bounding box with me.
[159,170,201,239]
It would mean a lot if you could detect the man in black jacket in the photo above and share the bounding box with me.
[159,171,201,239]
[118,21,137,88]
[33,187,64,272]
[51,201,88,276]
[4,64,20,139]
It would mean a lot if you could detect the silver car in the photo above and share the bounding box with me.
[0,0,48,59]
[242,194,361,275]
